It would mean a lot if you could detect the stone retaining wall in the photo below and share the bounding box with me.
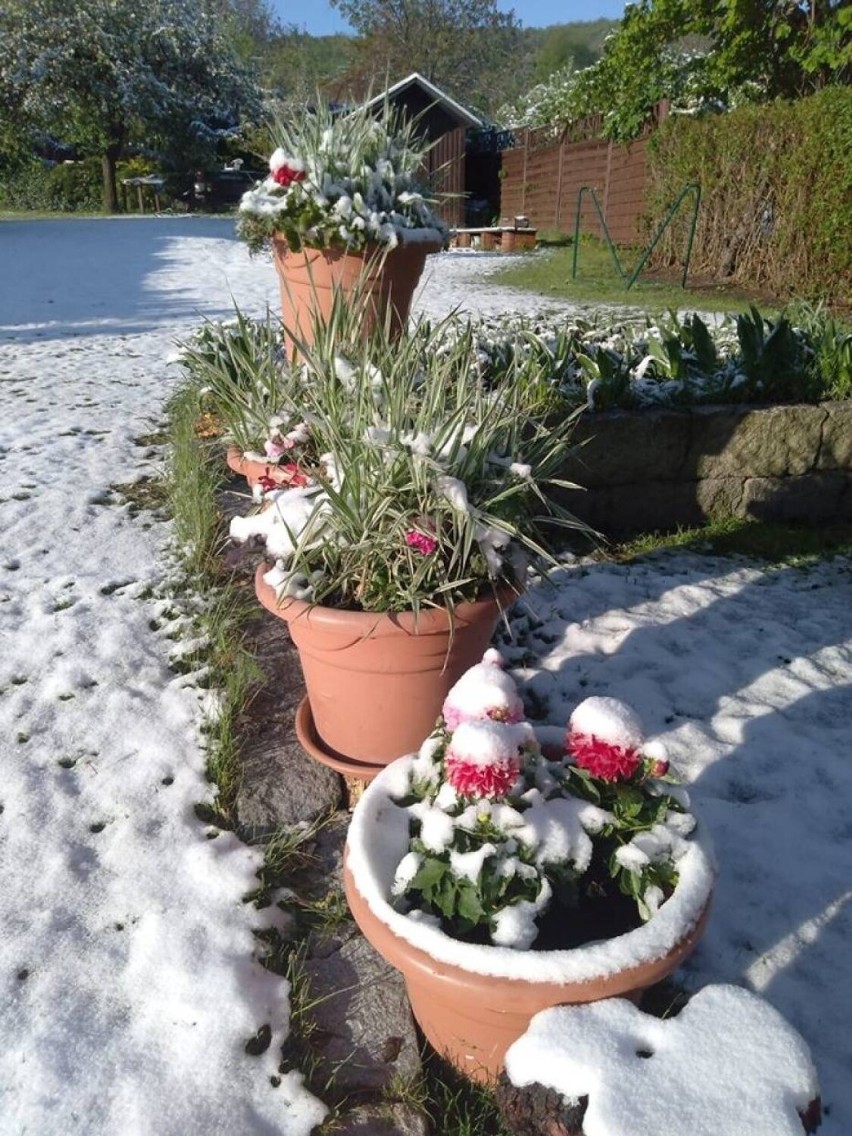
[557,402,852,538]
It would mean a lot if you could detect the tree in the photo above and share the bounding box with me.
[328,0,523,115]
[579,0,852,141]
[0,0,263,211]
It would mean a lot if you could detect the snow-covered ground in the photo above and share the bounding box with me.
[1,217,850,1134]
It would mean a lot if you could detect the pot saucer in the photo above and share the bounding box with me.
[294,695,386,782]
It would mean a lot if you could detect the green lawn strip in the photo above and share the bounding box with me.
[604,517,852,567]
[492,236,764,316]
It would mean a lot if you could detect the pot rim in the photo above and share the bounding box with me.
[345,755,716,987]
[271,234,445,261]
[254,561,520,637]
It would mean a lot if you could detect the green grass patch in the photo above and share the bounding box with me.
[606,517,852,566]
[163,380,261,820]
[493,235,761,315]
[419,1050,511,1136]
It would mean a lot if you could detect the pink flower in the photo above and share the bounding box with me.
[647,757,670,779]
[405,530,438,556]
[442,649,524,733]
[271,164,305,188]
[445,755,518,798]
[442,720,526,799]
[566,730,641,782]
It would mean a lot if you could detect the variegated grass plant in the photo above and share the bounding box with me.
[231,294,590,615]
[237,93,447,255]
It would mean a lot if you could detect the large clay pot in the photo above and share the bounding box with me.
[344,759,715,1082]
[255,563,515,777]
[271,238,441,350]
[225,446,301,490]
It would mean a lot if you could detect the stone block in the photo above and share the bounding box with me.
[302,934,421,1094]
[741,473,846,524]
[235,613,341,839]
[564,410,692,489]
[816,402,852,470]
[688,404,826,479]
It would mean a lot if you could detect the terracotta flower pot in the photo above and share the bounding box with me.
[344,759,716,1082]
[225,446,301,490]
[254,563,516,776]
[271,237,441,350]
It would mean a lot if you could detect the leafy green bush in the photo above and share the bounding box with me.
[646,87,852,301]
[0,157,102,212]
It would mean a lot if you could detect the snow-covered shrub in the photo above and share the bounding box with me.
[229,312,588,613]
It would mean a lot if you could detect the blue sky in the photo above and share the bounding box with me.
[271,1,628,37]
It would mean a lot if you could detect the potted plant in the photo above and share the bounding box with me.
[237,96,447,347]
[343,651,715,1081]
[229,314,589,775]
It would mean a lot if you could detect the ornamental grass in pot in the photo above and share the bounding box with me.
[228,308,590,775]
[343,651,715,1081]
[237,96,446,347]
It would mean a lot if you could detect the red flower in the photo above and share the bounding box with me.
[272,165,305,188]
[280,463,309,487]
[405,530,438,556]
[445,755,518,799]
[566,729,641,782]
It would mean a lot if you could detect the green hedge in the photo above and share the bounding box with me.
[646,88,852,302]
[0,156,171,213]
[0,157,103,212]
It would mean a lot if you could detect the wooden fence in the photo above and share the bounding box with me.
[500,103,670,245]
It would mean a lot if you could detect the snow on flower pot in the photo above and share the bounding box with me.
[254,563,515,777]
[236,95,447,350]
[343,654,715,1082]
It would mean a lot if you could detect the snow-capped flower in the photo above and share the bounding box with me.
[442,649,524,732]
[444,720,527,799]
[566,696,644,782]
[389,655,696,951]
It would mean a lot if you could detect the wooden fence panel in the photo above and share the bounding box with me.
[500,108,665,244]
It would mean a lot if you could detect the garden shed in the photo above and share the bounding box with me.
[364,73,481,228]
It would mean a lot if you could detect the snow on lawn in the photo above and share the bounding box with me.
[0,218,320,1135]
[0,217,850,1134]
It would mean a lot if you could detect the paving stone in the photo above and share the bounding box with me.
[302,933,421,1095]
[235,609,342,839]
[331,1102,429,1136]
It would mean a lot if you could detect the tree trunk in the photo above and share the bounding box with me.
[101,125,127,214]
[102,151,120,213]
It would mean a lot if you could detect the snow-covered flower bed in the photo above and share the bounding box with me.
[451,305,846,411]
[346,651,715,978]
[237,96,447,255]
